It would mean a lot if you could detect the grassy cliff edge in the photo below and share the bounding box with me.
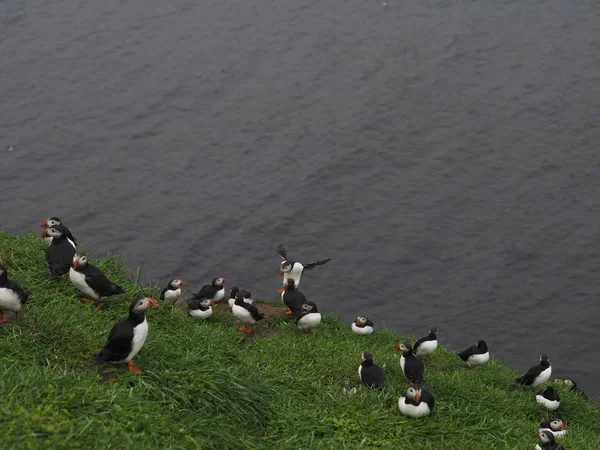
[1,231,598,449]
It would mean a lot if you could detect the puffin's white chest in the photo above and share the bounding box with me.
[352,323,374,335]
[415,340,437,356]
[189,307,212,319]
[398,397,431,418]
[539,428,566,439]
[0,288,23,312]
[297,312,321,330]
[43,236,53,246]
[358,365,363,379]
[283,264,304,287]
[232,304,254,324]
[163,288,181,302]
[532,366,552,387]
[212,288,225,302]
[228,298,235,308]
[67,238,76,249]
[468,352,489,366]
[400,355,406,372]
[126,319,149,362]
[69,268,99,300]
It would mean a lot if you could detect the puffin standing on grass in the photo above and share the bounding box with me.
[398,385,435,418]
[69,254,126,307]
[0,263,30,323]
[42,225,77,277]
[413,327,438,361]
[282,278,305,315]
[188,297,214,319]
[96,296,158,374]
[40,217,77,246]
[294,301,322,332]
[191,277,227,303]
[458,340,490,370]
[516,354,552,387]
[358,351,386,388]
[396,343,425,384]
[535,430,566,450]
[538,419,567,439]
[160,279,185,303]
[232,292,264,333]
[276,245,331,293]
[352,316,374,335]
[536,386,561,411]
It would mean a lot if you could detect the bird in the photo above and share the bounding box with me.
[96,296,158,374]
[69,254,126,307]
[187,297,214,319]
[396,343,425,384]
[536,386,560,411]
[282,278,306,315]
[0,263,30,323]
[458,340,490,370]
[241,290,253,305]
[40,217,77,246]
[276,244,331,293]
[413,327,438,360]
[358,351,386,388]
[352,316,374,335]
[554,377,588,399]
[42,225,77,277]
[228,286,240,308]
[535,430,566,450]
[160,279,185,303]
[538,419,567,439]
[516,354,552,387]
[294,301,322,331]
[232,292,264,333]
[191,277,227,303]
[398,385,435,418]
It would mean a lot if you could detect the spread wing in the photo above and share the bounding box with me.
[276,245,288,260]
[303,258,331,270]
[97,320,133,362]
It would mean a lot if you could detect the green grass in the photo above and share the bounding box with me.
[1,230,598,449]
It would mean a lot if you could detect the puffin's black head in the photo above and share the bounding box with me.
[405,385,422,403]
[540,353,550,362]
[229,286,240,298]
[355,316,368,327]
[212,277,227,287]
[130,296,159,313]
[301,301,318,313]
[429,327,438,335]
[538,430,556,444]
[477,340,488,351]
[41,217,61,228]
[72,253,89,270]
[234,292,245,305]
[395,342,412,353]
[286,278,296,288]
[242,290,252,299]
[169,279,185,288]
[538,386,558,398]
[360,351,373,363]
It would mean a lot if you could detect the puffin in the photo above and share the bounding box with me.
[42,225,77,277]
[458,340,490,370]
[294,301,322,331]
[232,292,264,333]
[516,354,552,387]
[352,316,374,335]
[228,286,240,308]
[538,419,567,439]
[96,296,158,374]
[40,217,77,246]
[396,343,425,384]
[69,254,126,307]
[535,430,566,450]
[160,279,185,303]
[554,377,588,399]
[241,290,253,305]
[276,244,331,293]
[398,385,435,418]
[191,277,227,303]
[536,386,560,411]
[282,278,306,315]
[0,263,30,323]
[188,297,214,319]
[413,327,438,360]
[358,351,386,388]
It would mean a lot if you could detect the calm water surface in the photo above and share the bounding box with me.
[1,0,599,399]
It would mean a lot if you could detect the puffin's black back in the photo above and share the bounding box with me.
[360,358,386,388]
[0,264,30,304]
[516,357,550,385]
[234,296,264,321]
[402,346,425,383]
[45,226,76,276]
[96,299,145,362]
[79,263,125,297]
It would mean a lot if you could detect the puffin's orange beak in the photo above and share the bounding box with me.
[41,220,47,227]
[277,288,285,294]
[210,300,215,306]
[41,229,48,238]
[415,391,421,403]
[180,281,186,286]
[355,319,360,325]
[279,270,283,276]
[395,344,402,352]
[222,278,228,282]
[147,298,159,308]
[561,423,566,430]
[534,431,540,437]
[73,257,79,269]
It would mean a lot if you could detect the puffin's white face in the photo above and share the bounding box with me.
[132,297,159,312]
[406,386,421,402]
[200,299,213,308]
[73,254,88,269]
[45,227,63,238]
[280,261,292,273]
[397,343,409,353]
[171,279,185,288]
[301,303,314,313]
[214,277,226,286]
[356,316,367,326]
[562,379,574,388]
[550,420,565,431]
[539,431,552,444]
[46,219,60,228]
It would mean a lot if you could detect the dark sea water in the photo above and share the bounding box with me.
[1,0,599,399]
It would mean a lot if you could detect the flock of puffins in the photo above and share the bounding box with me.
[0,217,592,450]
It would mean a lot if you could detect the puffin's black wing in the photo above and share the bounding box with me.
[160,287,169,300]
[6,280,31,305]
[303,258,331,270]
[62,226,78,246]
[84,265,125,297]
[361,364,386,388]
[244,303,265,322]
[45,239,76,276]
[276,245,288,260]
[458,345,476,361]
[96,319,134,362]
[420,389,435,410]
[413,334,429,352]
[516,364,543,385]
[365,319,375,327]
[187,297,202,310]
[192,284,215,299]
[405,358,425,383]
[283,291,305,313]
